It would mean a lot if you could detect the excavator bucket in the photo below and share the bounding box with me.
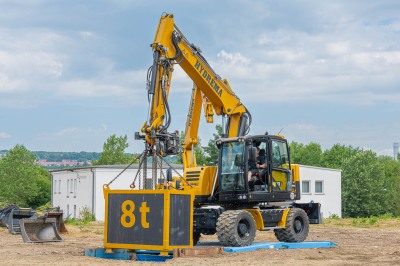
[2,207,36,234]
[19,217,63,243]
[46,210,68,233]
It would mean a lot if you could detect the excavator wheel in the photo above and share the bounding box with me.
[216,210,256,247]
[274,207,309,242]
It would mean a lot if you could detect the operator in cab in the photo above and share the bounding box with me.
[248,147,266,182]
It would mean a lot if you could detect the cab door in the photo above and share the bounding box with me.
[270,139,292,192]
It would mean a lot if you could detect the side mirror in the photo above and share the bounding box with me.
[166,167,173,182]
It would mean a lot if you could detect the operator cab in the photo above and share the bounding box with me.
[217,135,296,204]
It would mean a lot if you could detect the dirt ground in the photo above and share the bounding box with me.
[1,219,399,266]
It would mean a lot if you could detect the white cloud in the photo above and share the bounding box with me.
[164,65,192,94]
[204,25,400,105]
[0,132,11,139]
[0,29,67,96]
[326,42,350,55]
[57,80,129,97]
[0,50,64,93]
[0,26,149,107]
[79,31,96,39]
[217,50,250,66]
[44,124,108,137]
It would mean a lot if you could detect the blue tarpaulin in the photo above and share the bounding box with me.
[223,241,337,253]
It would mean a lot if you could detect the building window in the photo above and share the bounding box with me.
[315,180,324,194]
[67,180,70,195]
[58,180,61,194]
[70,179,74,194]
[74,205,77,219]
[67,204,69,217]
[54,180,57,194]
[74,179,77,197]
[302,180,311,194]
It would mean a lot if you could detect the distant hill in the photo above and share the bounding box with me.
[33,151,101,162]
[0,150,102,161]
[0,150,179,170]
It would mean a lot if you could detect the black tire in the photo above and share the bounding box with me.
[216,210,256,247]
[274,208,309,242]
[193,232,201,246]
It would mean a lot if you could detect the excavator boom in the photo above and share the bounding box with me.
[136,14,251,166]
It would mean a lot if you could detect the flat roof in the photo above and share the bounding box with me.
[298,164,342,173]
[50,164,184,173]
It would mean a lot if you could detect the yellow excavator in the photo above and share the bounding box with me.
[103,14,320,253]
[134,13,321,246]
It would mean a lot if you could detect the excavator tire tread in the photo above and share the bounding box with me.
[274,208,309,242]
[216,210,256,247]
[216,211,231,245]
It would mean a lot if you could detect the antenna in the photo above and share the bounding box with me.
[278,128,284,135]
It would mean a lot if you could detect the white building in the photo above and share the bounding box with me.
[51,165,183,221]
[51,164,341,221]
[297,165,342,218]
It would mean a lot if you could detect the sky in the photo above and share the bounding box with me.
[0,0,399,156]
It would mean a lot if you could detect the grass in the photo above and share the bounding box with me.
[64,206,96,226]
[62,221,104,237]
[323,216,400,228]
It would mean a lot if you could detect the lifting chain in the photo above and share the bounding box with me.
[130,149,149,189]
[105,149,146,188]
[105,144,190,189]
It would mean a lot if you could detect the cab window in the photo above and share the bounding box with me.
[271,140,291,192]
[272,141,290,170]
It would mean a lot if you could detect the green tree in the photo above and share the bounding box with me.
[378,155,400,216]
[93,134,135,165]
[0,145,50,208]
[289,141,323,166]
[27,168,51,208]
[321,144,360,169]
[288,141,304,164]
[341,150,389,217]
[175,131,207,166]
[195,142,207,166]
[204,124,222,165]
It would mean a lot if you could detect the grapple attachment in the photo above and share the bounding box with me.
[19,217,63,243]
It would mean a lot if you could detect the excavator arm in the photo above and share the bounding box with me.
[137,13,251,167]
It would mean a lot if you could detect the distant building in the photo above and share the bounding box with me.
[51,164,341,221]
[394,143,399,161]
[38,159,90,167]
